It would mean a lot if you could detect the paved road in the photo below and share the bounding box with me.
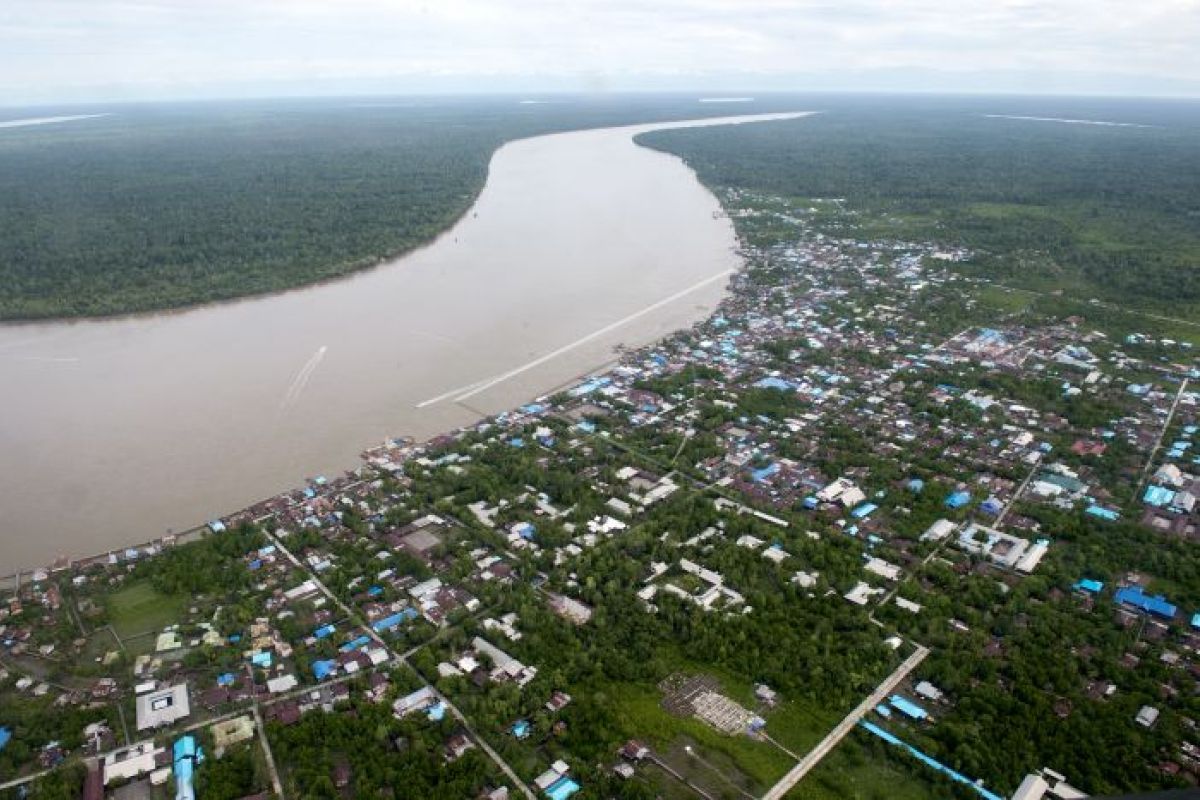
[263,528,536,799]
[1130,377,1190,509]
[252,705,285,797]
[996,460,1041,526]
[4,518,531,797]
[760,644,930,800]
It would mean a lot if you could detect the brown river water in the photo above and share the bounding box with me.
[0,112,808,572]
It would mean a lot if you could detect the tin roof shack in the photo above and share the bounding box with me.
[135,684,190,732]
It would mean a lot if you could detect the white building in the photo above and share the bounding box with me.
[921,519,956,542]
[134,684,190,731]
[844,581,884,606]
[103,741,163,785]
[864,557,902,581]
[1015,540,1050,574]
[957,523,1044,572]
[1011,767,1088,800]
[473,637,538,686]
[393,686,436,718]
[266,674,298,694]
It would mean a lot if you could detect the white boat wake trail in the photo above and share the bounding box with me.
[417,268,733,408]
[984,114,1155,129]
[281,346,328,410]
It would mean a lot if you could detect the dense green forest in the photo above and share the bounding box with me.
[0,95,805,320]
[639,96,1200,317]
[7,95,1195,321]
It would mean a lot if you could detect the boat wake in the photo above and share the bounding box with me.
[280,346,328,410]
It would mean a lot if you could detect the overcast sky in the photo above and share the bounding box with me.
[4,0,1199,104]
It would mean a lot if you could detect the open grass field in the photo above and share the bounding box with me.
[654,734,763,799]
[104,580,187,639]
[609,682,794,790]
[974,284,1036,315]
[788,730,965,800]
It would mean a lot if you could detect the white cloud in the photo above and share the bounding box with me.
[2,0,1197,102]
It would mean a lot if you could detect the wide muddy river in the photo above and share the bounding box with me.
[0,112,807,572]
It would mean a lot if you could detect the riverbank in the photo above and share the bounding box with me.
[0,111,812,572]
[0,323,690,587]
[0,98,812,322]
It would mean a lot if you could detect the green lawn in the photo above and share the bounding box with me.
[105,580,187,638]
[661,649,856,754]
[607,684,953,800]
[652,734,765,799]
[788,731,965,800]
[765,700,840,754]
[974,284,1035,315]
[609,683,794,790]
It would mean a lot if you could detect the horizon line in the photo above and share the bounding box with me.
[4,86,1200,111]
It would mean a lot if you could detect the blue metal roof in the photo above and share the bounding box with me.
[889,694,928,720]
[1115,586,1177,619]
[545,777,581,800]
[751,463,780,483]
[1086,505,1119,521]
[859,722,1002,800]
[172,735,202,800]
[851,503,878,519]
[945,491,971,509]
[755,377,793,391]
[340,635,371,652]
[1144,485,1177,507]
[372,607,419,633]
